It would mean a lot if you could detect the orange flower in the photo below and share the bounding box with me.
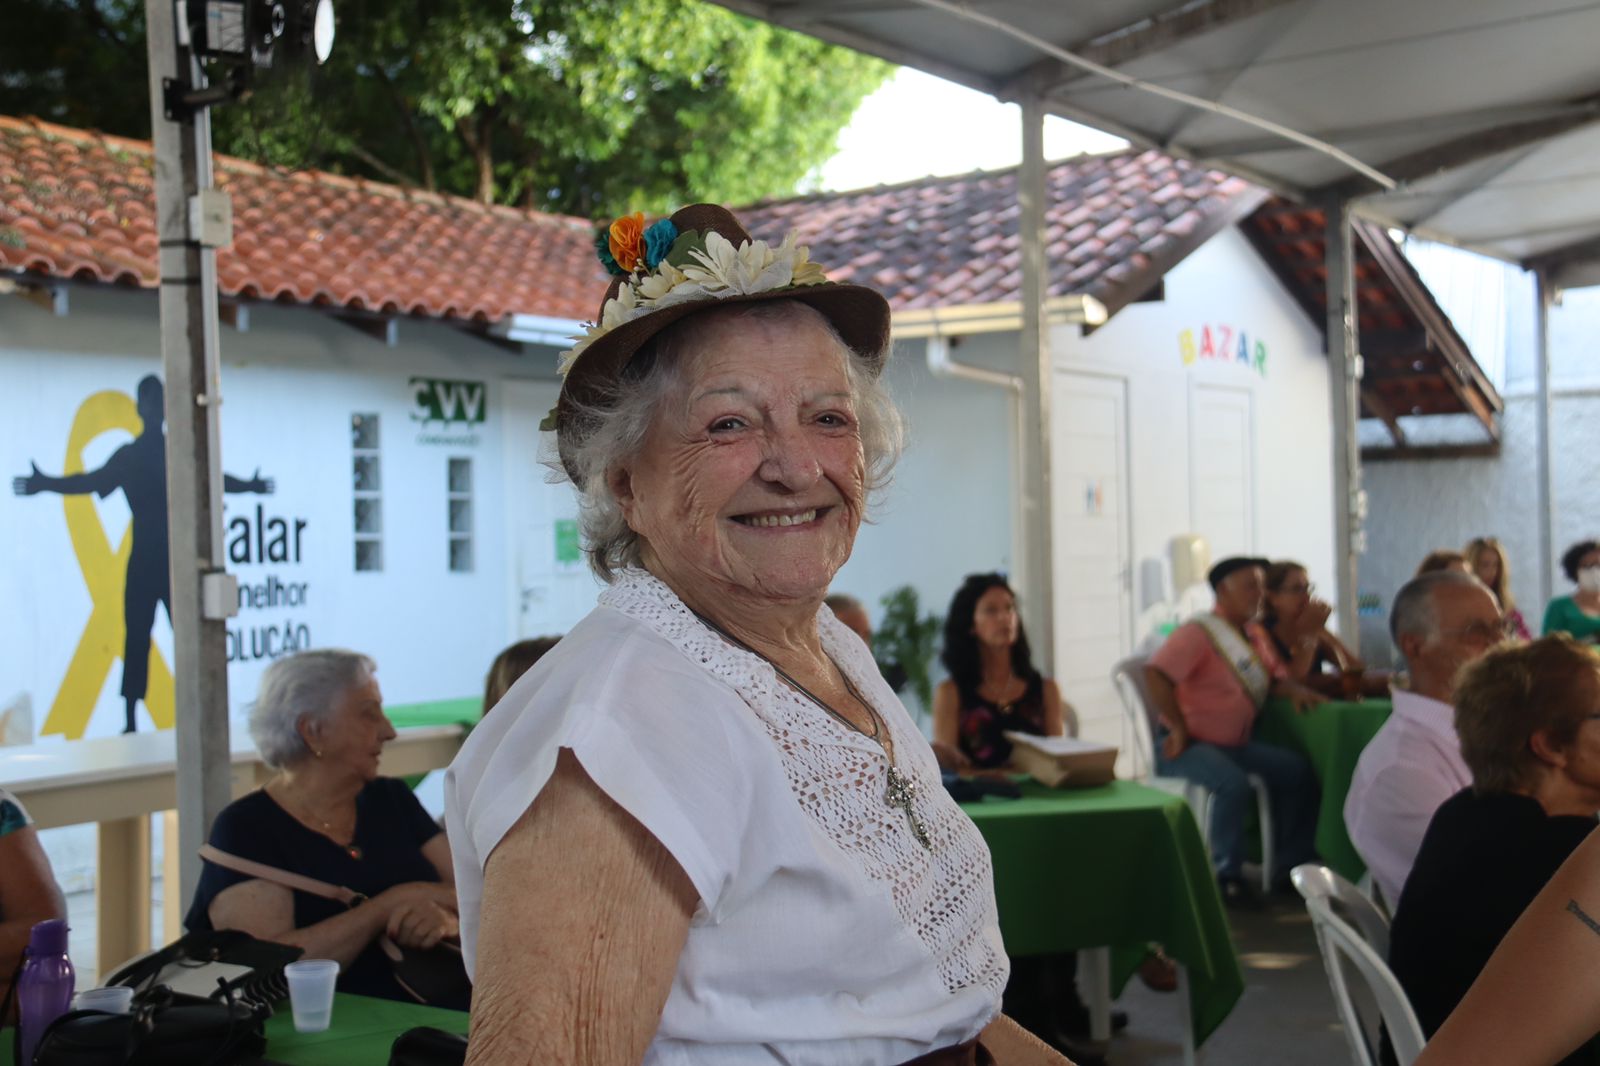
[608,212,646,273]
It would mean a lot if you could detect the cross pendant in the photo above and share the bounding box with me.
[885,767,933,851]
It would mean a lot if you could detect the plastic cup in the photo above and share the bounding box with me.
[76,986,134,1014]
[284,959,340,1033]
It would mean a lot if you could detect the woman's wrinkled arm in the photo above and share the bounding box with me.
[0,827,67,1009]
[1417,831,1600,1066]
[465,749,697,1066]
[209,876,448,967]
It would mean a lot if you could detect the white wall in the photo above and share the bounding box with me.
[1362,280,1600,640]
[1055,227,1336,637]
[1056,227,1331,736]
[838,227,1338,733]
[0,285,587,746]
[832,331,1016,641]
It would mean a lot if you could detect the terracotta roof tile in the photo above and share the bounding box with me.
[0,115,603,324]
[741,149,1257,314]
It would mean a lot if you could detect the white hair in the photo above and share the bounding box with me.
[249,649,375,769]
[559,300,904,583]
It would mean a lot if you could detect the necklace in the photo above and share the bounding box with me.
[690,608,933,852]
[272,785,362,860]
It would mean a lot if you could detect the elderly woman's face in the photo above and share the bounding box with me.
[613,308,866,605]
[309,676,396,780]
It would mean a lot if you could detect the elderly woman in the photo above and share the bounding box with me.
[1388,635,1600,1058]
[1544,539,1600,642]
[187,650,461,1006]
[446,206,1062,1065]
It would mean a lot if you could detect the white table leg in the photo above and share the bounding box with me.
[1177,960,1198,1066]
[1082,946,1113,1041]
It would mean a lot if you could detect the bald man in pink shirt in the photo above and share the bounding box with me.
[1345,572,1503,907]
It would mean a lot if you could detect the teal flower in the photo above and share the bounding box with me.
[643,218,679,269]
[594,229,624,276]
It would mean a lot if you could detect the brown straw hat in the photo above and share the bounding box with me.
[552,203,891,482]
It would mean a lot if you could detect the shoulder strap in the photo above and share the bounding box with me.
[198,845,366,906]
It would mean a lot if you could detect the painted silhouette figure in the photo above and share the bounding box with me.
[13,376,273,733]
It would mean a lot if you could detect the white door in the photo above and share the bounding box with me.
[1188,384,1256,560]
[1050,371,1133,747]
[501,379,601,639]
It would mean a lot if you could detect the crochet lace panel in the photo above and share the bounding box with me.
[599,569,1007,1000]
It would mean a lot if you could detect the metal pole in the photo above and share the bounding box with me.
[1017,95,1056,672]
[1535,270,1555,609]
[1322,195,1363,652]
[145,0,234,906]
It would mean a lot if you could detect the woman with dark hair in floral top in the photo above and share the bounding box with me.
[932,573,1068,771]
[0,787,66,1012]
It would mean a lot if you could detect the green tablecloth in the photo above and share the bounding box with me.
[961,780,1244,1044]
[1254,697,1392,881]
[263,993,468,1064]
[0,995,466,1066]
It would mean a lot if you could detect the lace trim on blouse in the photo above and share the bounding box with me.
[599,569,1007,1000]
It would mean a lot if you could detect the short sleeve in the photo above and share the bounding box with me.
[447,614,760,959]
[0,788,32,837]
[1149,623,1208,683]
[186,795,283,930]
[1247,624,1290,681]
[1544,598,1569,637]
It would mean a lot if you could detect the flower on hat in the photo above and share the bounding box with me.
[555,213,831,384]
[608,212,646,274]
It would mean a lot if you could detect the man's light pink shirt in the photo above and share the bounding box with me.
[1344,689,1472,907]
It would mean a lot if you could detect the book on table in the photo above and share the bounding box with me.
[1001,733,1118,789]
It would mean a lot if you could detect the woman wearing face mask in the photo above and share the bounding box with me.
[1544,540,1600,644]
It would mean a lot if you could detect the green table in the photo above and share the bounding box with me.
[1254,698,1391,881]
[263,993,467,1064]
[0,994,465,1066]
[961,779,1244,1045]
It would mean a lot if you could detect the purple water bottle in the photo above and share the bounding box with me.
[16,918,73,1065]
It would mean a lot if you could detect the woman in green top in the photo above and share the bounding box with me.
[1542,540,1600,643]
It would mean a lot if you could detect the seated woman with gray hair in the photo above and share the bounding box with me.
[1388,635,1600,1061]
[186,649,461,1006]
[447,205,1064,1064]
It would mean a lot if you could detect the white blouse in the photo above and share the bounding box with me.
[445,569,1007,1065]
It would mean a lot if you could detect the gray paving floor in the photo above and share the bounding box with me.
[1102,894,1356,1065]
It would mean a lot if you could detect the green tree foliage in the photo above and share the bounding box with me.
[874,586,943,714]
[0,0,889,217]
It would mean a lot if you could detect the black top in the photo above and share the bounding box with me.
[1265,626,1336,677]
[956,673,1048,769]
[186,777,444,1003]
[1389,788,1597,1063]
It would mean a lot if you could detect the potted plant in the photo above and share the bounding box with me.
[873,586,942,719]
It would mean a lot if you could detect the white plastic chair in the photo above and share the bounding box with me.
[1292,863,1423,1066]
[1291,862,1391,958]
[1111,655,1276,892]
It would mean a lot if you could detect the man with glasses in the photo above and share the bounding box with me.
[1345,571,1504,907]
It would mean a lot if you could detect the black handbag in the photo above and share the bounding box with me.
[199,845,472,1009]
[29,986,267,1066]
[388,1026,468,1066]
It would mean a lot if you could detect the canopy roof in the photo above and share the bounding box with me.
[715,0,1600,288]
